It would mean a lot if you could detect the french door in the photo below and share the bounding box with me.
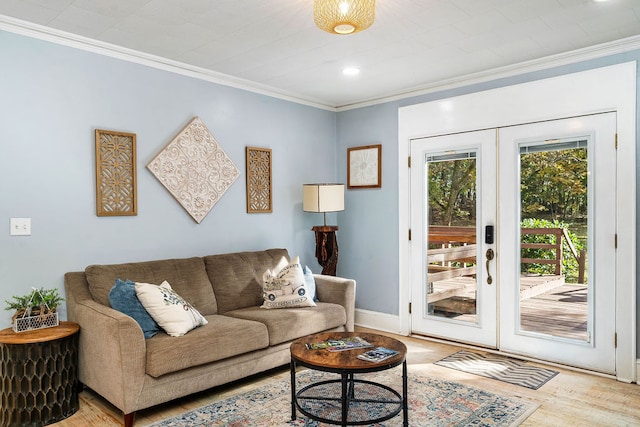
[410,113,617,374]
[410,129,497,347]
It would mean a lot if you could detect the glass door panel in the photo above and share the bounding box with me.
[518,139,589,342]
[426,152,478,323]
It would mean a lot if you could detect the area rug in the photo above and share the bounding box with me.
[147,368,537,427]
[435,350,559,390]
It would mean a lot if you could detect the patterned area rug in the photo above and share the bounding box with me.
[147,368,537,427]
[435,350,559,390]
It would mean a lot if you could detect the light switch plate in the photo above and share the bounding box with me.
[10,218,31,236]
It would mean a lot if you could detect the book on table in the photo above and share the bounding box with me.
[356,347,399,362]
[306,336,372,351]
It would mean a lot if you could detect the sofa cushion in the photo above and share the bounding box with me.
[224,302,347,346]
[145,315,269,377]
[303,266,318,302]
[85,257,217,315]
[203,249,289,313]
[261,256,316,309]
[108,278,160,339]
[136,281,208,337]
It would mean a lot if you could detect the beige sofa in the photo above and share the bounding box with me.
[64,248,355,427]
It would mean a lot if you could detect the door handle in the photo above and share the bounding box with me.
[486,248,494,285]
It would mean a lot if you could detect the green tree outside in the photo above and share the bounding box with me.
[427,145,587,283]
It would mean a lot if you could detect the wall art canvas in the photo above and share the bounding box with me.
[147,117,239,223]
[245,147,272,213]
[95,129,137,216]
[347,144,382,188]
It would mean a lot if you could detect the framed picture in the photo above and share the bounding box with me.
[245,146,272,213]
[347,144,382,189]
[95,129,137,216]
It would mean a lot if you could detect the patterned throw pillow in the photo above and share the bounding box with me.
[261,256,317,309]
[109,278,160,339]
[135,280,208,337]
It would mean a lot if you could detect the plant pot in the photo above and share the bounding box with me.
[12,307,59,333]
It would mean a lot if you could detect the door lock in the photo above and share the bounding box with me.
[486,248,495,285]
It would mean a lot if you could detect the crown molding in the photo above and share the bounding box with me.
[2,14,639,112]
[0,15,337,111]
[337,35,640,111]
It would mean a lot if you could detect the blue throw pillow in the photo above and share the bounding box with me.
[109,278,160,338]
[303,266,318,302]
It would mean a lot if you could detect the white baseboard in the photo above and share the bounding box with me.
[354,308,404,335]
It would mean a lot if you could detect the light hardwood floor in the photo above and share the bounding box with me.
[52,327,640,426]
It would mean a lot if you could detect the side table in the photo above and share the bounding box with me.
[0,321,80,426]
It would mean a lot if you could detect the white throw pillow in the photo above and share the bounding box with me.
[261,256,317,309]
[135,280,208,337]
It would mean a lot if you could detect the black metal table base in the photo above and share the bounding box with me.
[291,361,408,426]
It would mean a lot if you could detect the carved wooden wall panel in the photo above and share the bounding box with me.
[147,117,239,223]
[246,147,272,213]
[95,129,137,216]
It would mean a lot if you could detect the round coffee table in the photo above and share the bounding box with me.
[290,332,408,426]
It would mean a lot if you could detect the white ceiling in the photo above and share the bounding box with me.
[1,0,640,109]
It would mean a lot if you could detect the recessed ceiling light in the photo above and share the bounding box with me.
[343,67,360,76]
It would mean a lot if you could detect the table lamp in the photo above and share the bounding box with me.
[303,184,344,276]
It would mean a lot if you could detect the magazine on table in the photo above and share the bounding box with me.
[306,336,372,351]
[356,347,399,362]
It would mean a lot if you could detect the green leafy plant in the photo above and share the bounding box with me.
[520,218,585,283]
[4,287,64,316]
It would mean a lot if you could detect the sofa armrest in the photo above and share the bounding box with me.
[313,274,356,332]
[64,272,146,414]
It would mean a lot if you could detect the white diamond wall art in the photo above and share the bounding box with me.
[147,117,240,223]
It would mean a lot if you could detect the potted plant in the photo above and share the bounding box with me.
[4,287,64,328]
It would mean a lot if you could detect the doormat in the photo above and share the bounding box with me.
[434,350,559,390]
[146,368,537,426]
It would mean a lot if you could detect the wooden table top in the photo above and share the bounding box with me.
[291,332,406,372]
[0,321,79,345]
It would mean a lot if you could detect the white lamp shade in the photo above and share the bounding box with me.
[303,184,344,212]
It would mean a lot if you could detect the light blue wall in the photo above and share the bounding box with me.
[0,31,337,327]
[336,103,400,312]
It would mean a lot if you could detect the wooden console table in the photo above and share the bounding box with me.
[0,321,80,426]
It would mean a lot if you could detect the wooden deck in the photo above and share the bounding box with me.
[428,275,588,341]
[520,283,587,341]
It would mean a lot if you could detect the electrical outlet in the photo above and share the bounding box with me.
[10,218,31,236]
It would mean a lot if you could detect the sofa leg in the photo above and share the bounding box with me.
[124,412,135,427]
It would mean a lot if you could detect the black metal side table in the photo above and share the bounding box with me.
[0,321,80,426]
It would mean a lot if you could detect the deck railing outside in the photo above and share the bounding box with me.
[520,227,586,284]
[428,226,586,284]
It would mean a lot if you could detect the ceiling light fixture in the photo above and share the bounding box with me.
[314,0,375,35]
[343,67,360,76]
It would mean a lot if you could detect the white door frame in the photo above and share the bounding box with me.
[398,62,636,382]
